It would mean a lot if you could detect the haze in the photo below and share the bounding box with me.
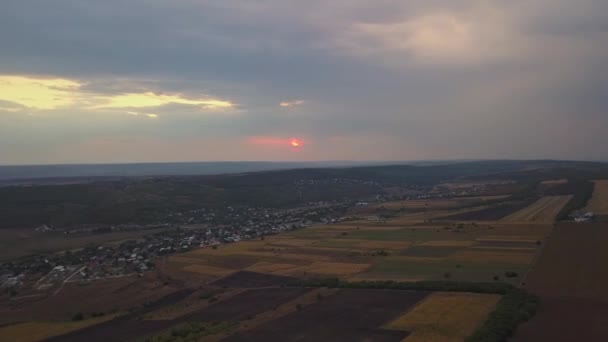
[1,1,607,165]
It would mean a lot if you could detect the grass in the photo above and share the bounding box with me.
[385,292,501,342]
[400,246,462,258]
[339,228,479,242]
[0,314,120,342]
[356,257,528,283]
[299,262,371,275]
[140,321,238,342]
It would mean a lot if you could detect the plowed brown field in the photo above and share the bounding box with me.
[514,223,608,341]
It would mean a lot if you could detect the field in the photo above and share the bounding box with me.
[225,289,428,342]
[502,196,572,223]
[524,223,608,300]
[385,292,500,342]
[514,223,608,341]
[374,195,509,210]
[437,199,536,221]
[161,212,550,285]
[582,180,608,215]
[0,314,120,342]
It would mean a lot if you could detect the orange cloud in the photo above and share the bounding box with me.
[279,100,304,108]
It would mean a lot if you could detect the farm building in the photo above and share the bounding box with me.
[574,212,594,222]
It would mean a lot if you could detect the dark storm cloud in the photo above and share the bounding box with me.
[1,0,607,163]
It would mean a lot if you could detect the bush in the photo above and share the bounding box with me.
[467,289,539,342]
[71,312,84,321]
[288,278,514,294]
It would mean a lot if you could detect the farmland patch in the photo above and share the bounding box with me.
[385,292,500,342]
[583,180,608,215]
[0,314,120,342]
[400,246,461,258]
[211,271,296,288]
[502,196,572,223]
[224,289,428,342]
[181,264,235,277]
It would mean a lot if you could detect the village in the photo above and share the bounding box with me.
[0,202,350,295]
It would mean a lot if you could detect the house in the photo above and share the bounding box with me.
[574,212,594,222]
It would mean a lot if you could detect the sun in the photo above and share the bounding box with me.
[290,138,301,148]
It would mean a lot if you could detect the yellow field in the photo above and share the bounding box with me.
[385,292,500,342]
[0,314,119,342]
[583,180,608,215]
[502,196,572,223]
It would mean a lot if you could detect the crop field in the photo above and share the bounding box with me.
[502,195,572,223]
[514,222,608,341]
[0,272,180,325]
[353,256,530,283]
[0,314,120,342]
[164,216,550,284]
[524,223,608,300]
[374,195,509,210]
[385,292,500,342]
[583,180,608,215]
[438,199,538,221]
[225,289,428,342]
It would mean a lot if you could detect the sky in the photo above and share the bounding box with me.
[1,0,607,165]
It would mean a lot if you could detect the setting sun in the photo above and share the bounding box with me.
[290,138,301,148]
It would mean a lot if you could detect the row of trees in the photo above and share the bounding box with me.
[288,278,515,294]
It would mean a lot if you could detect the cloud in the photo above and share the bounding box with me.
[0,74,235,114]
[337,5,528,66]
[248,136,288,145]
[92,92,234,110]
[0,75,82,110]
[125,111,159,118]
[279,100,305,108]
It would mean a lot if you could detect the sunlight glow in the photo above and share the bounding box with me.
[0,75,82,110]
[0,75,234,114]
[290,138,302,148]
[94,92,233,110]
